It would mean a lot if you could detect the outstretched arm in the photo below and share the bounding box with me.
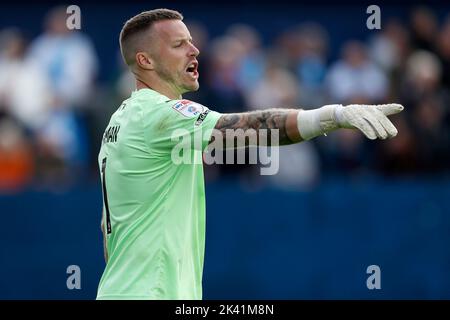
[211,103,404,147]
[212,109,302,146]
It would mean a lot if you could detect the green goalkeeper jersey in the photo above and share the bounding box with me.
[96,88,221,300]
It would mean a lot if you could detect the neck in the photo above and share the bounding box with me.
[135,77,181,100]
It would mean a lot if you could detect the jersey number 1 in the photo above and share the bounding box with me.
[101,157,112,234]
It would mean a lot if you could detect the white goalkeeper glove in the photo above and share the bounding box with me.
[297,103,404,140]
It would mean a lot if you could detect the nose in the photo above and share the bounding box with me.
[189,42,200,57]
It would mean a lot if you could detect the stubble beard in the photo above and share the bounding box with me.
[155,62,198,95]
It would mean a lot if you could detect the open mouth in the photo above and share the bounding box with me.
[186,61,199,78]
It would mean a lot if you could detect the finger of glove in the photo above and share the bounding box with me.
[375,111,398,138]
[376,104,404,116]
[351,117,377,140]
[363,112,388,139]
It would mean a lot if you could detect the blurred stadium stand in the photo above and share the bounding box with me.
[0,1,449,299]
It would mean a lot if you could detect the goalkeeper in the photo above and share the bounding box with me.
[96,8,404,299]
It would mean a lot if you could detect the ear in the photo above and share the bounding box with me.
[135,52,154,71]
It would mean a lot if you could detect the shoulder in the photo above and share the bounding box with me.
[131,89,169,112]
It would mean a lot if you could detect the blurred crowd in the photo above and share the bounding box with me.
[0,5,449,193]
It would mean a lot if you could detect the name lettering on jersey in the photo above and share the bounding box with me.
[194,109,210,126]
[172,100,206,118]
[102,125,120,144]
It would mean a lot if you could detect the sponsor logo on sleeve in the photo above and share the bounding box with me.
[172,100,206,118]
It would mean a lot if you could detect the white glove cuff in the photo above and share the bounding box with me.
[297,104,342,140]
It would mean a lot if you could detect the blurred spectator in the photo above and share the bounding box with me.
[27,6,98,108]
[436,15,450,89]
[275,27,302,70]
[369,19,410,73]
[404,50,442,97]
[203,36,248,178]
[227,24,266,95]
[0,29,52,131]
[399,50,447,119]
[368,19,412,100]
[294,23,329,107]
[246,59,299,108]
[25,6,99,185]
[321,41,389,175]
[204,35,246,113]
[326,41,388,104]
[410,6,439,53]
[381,49,450,173]
[245,57,320,189]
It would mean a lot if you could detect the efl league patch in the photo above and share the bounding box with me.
[195,109,210,126]
[172,100,206,118]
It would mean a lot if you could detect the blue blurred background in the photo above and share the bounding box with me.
[0,0,449,299]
